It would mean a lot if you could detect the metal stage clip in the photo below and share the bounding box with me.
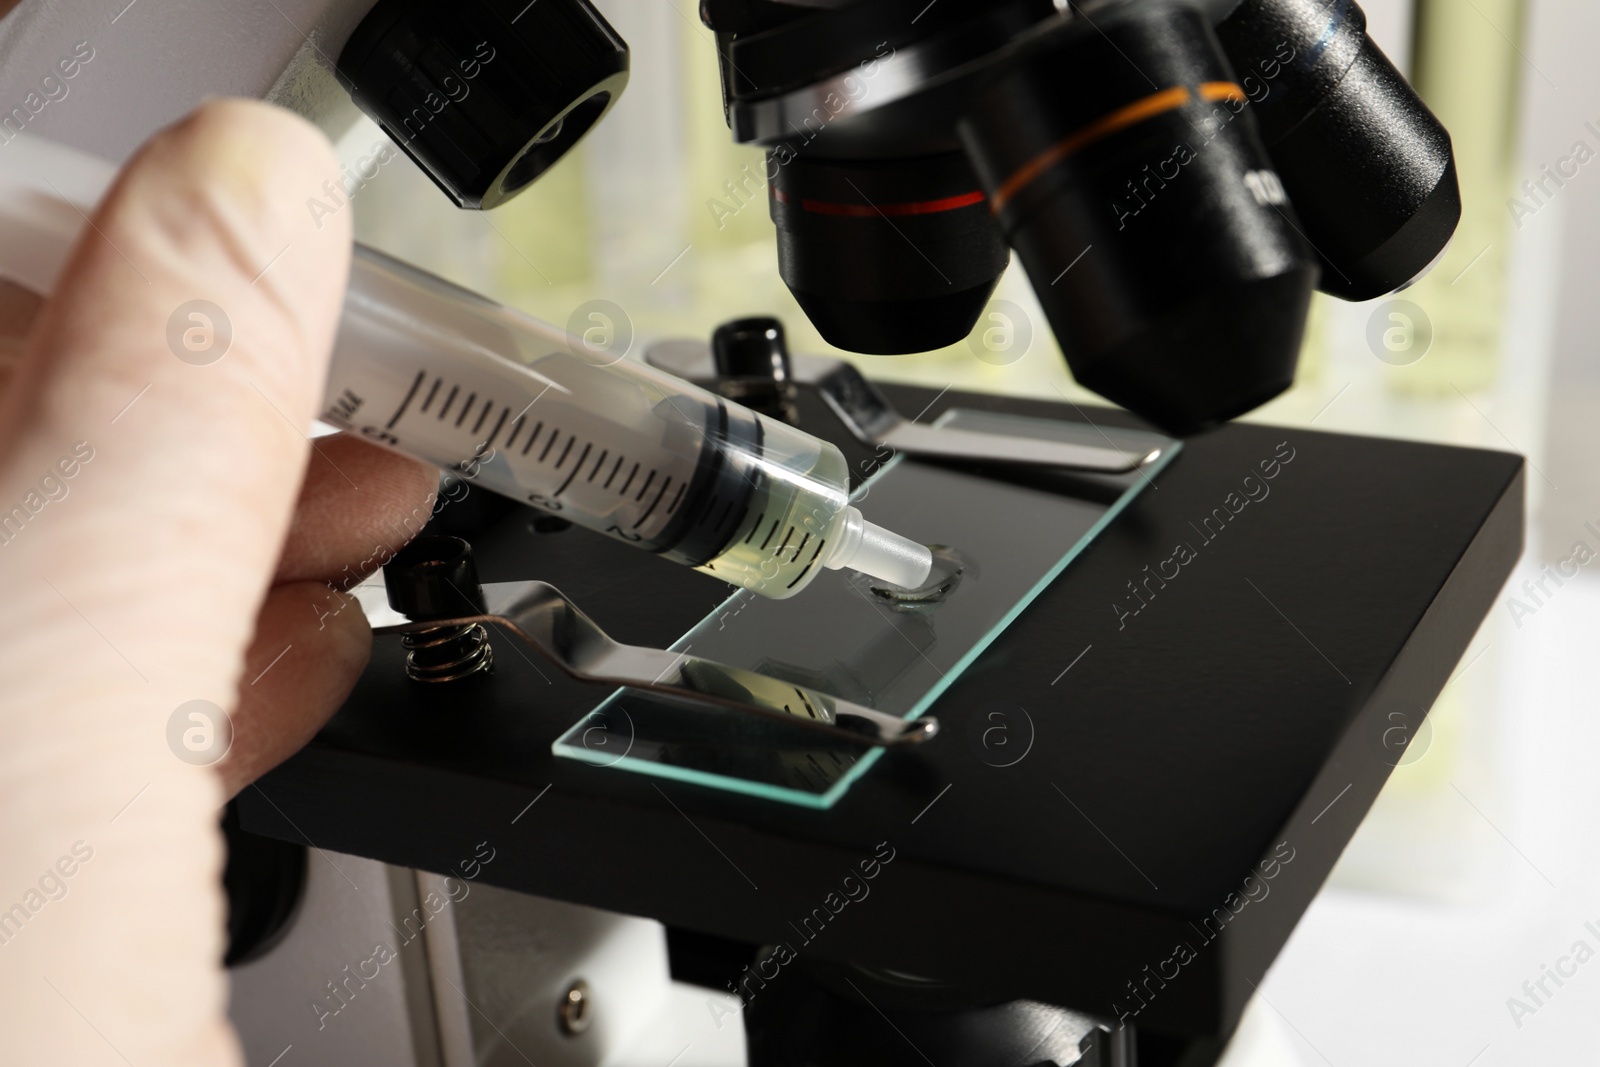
[358,578,939,748]
[645,338,1165,474]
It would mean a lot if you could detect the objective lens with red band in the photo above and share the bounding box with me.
[768,151,1010,356]
[772,188,989,218]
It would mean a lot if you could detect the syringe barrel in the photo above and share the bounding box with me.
[0,151,916,597]
[322,246,853,598]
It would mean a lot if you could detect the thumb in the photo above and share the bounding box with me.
[3,98,352,699]
[0,99,349,1066]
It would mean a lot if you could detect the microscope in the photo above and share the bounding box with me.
[0,1,1518,1065]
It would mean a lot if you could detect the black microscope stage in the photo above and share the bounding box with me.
[240,376,1523,1054]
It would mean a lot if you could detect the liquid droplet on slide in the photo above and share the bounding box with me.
[859,545,965,611]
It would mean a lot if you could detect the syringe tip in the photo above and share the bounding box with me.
[826,506,934,590]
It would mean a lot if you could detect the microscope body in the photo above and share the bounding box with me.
[701,0,1459,433]
[0,5,1486,1067]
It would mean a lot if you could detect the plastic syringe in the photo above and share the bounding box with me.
[322,246,933,597]
[0,149,932,600]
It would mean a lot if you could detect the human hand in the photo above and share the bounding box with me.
[0,100,436,1064]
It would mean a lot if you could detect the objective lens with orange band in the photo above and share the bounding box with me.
[957,2,1317,435]
[990,82,1246,213]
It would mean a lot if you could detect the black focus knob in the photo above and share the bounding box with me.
[337,0,629,210]
[712,316,792,386]
[222,802,304,968]
[709,317,800,423]
[385,535,487,618]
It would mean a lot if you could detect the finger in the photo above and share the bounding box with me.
[224,435,433,798]
[0,100,349,1067]
[215,580,372,798]
[1,98,351,706]
[277,432,438,587]
[0,277,44,394]
[224,433,436,798]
